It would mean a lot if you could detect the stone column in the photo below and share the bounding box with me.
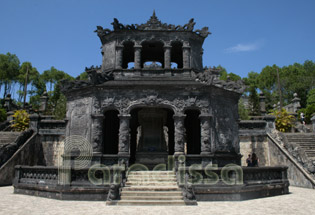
[118,114,131,155]
[164,45,172,69]
[91,114,104,154]
[291,93,301,113]
[39,91,48,114]
[4,94,12,111]
[115,45,124,69]
[259,92,266,115]
[134,45,142,69]
[199,114,212,155]
[264,115,276,133]
[173,114,186,155]
[29,113,40,132]
[182,44,191,69]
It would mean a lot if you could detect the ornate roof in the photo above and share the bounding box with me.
[95,11,211,39]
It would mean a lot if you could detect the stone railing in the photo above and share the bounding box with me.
[0,129,33,167]
[14,165,126,201]
[178,165,289,200]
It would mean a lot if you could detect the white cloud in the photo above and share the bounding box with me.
[225,40,264,53]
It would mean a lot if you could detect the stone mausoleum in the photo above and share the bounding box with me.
[13,12,289,204]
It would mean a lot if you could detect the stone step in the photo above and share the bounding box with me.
[125,182,178,186]
[127,178,177,182]
[121,190,183,196]
[110,200,186,206]
[120,196,183,200]
[127,175,176,180]
[286,138,315,142]
[123,186,181,191]
[128,171,175,174]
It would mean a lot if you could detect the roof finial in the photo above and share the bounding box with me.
[152,10,157,18]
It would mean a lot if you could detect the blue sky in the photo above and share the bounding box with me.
[1,0,315,78]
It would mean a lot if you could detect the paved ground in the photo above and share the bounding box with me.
[0,186,314,215]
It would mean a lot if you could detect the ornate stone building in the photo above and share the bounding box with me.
[13,13,289,203]
[61,12,246,168]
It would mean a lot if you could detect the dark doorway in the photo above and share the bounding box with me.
[103,110,119,154]
[129,107,174,165]
[185,109,201,154]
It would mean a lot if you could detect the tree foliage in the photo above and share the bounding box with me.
[0,108,6,122]
[10,110,29,131]
[271,108,295,132]
[238,98,250,120]
[0,53,20,98]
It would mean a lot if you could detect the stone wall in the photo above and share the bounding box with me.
[0,131,43,185]
[40,135,64,166]
[268,135,315,188]
[38,119,66,167]
[239,120,271,167]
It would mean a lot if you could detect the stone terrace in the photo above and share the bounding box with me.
[0,186,314,215]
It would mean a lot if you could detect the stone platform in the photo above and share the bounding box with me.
[1,186,315,215]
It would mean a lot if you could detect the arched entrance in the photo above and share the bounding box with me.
[129,107,174,169]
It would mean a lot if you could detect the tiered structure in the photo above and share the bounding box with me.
[13,13,289,202]
[61,12,245,168]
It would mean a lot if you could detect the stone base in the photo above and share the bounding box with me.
[14,184,110,201]
[194,182,289,201]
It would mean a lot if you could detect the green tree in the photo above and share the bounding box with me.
[0,53,20,98]
[17,62,40,104]
[238,98,250,120]
[0,108,6,122]
[217,65,241,81]
[248,86,260,116]
[272,108,295,132]
[41,67,73,92]
[76,71,88,80]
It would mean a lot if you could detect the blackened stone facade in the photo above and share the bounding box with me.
[62,12,245,168]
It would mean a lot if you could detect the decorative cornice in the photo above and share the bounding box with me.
[94,11,211,40]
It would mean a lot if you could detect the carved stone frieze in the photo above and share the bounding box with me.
[98,94,210,115]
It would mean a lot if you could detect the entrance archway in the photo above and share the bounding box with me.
[129,107,174,168]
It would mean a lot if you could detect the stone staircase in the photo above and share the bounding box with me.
[109,171,186,206]
[285,133,315,160]
[0,132,20,147]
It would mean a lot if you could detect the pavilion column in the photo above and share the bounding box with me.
[91,114,105,154]
[164,45,172,69]
[134,45,142,69]
[173,114,186,155]
[115,45,124,69]
[182,44,191,69]
[118,114,131,155]
[199,114,212,155]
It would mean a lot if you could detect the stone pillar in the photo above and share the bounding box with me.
[291,93,301,113]
[39,91,48,114]
[199,114,212,155]
[259,92,266,115]
[311,115,315,133]
[115,45,124,69]
[164,45,172,69]
[29,113,40,132]
[118,114,131,155]
[91,114,104,154]
[134,45,142,69]
[264,115,276,133]
[4,94,12,111]
[182,44,191,69]
[173,114,186,155]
